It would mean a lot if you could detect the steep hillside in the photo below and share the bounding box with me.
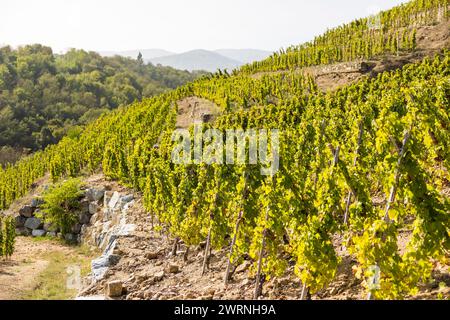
[0,45,204,153]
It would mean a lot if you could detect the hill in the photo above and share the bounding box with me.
[103,48,273,72]
[214,49,272,64]
[0,45,205,154]
[99,49,174,60]
[149,49,242,72]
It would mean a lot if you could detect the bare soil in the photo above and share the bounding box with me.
[176,96,221,129]
[0,237,80,299]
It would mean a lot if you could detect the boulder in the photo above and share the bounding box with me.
[32,229,46,237]
[78,212,91,225]
[89,203,98,215]
[105,280,123,297]
[71,223,82,234]
[64,233,77,243]
[16,227,31,236]
[30,197,44,208]
[24,217,43,230]
[46,231,57,237]
[86,188,105,202]
[43,222,58,232]
[121,194,134,204]
[80,200,90,214]
[19,205,34,218]
[103,191,113,208]
[108,192,120,209]
[108,254,121,266]
[15,215,27,228]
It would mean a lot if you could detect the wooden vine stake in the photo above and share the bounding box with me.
[224,171,248,286]
[202,183,220,276]
[254,205,270,299]
[344,122,364,225]
[201,223,212,276]
[224,210,243,286]
[302,144,340,300]
[368,128,411,300]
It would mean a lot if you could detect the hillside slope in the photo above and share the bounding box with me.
[0,45,204,153]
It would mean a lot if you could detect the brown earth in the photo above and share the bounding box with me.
[176,96,221,129]
[0,237,76,299]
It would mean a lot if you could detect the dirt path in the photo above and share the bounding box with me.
[0,237,94,300]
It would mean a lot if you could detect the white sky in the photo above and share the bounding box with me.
[0,0,409,53]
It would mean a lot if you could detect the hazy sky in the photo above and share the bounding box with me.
[0,0,409,53]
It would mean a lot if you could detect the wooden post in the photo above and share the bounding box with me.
[224,210,243,286]
[344,122,364,225]
[254,205,270,299]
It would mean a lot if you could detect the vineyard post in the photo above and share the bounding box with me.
[254,205,270,299]
[202,190,219,276]
[201,225,212,276]
[344,122,364,225]
[302,144,340,300]
[224,171,248,286]
[224,210,243,286]
[368,128,411,300]
[383,129,411,222]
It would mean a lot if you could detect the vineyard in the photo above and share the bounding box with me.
[0,0,449,299]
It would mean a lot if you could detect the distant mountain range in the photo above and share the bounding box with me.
[98,48,272,72]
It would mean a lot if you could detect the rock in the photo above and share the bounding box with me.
[86,188,105,202]
[16,227,31,236]
[80,224,88,235]
[46,231,57,237]
[121,194,134,204]
[89,203,98,215]
[15,215,27,228]
[30,197,44,208]
[165,264,179,274]
[32,229,46,237]
[24,217,42,230]
[64,233,77,243]
[19,205,35,218]
[105,280,123,297]
[154,271,165,282]
[108,192,120,209]
[80,200,90,214]
[104,191,113,207]
[108,254,121,266]
[78,213,91,225]
[43,222,58,232]
[145,251,159,260]
[236,261,251,273]
[71,223,82,234]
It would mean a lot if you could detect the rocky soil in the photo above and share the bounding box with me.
[76,174,449,301]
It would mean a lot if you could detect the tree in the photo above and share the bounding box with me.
[137,52,144,65]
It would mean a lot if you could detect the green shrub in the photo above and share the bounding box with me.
[40,178,84,235]
[0,215,15,259]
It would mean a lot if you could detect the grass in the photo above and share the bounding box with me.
[21,240,99,300]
